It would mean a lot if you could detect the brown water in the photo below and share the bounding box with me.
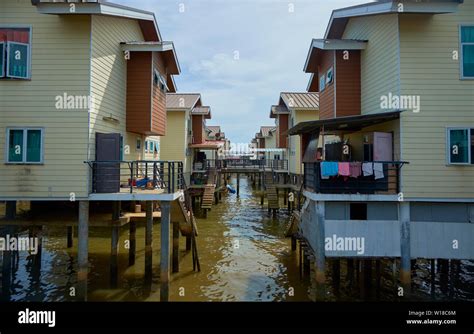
[1,176,473,301]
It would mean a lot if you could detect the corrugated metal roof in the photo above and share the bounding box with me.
[260,126,276,137]
[192,106,210,115]
[166,93,201,110]
[206,126,221,136]
[280,92,319,109]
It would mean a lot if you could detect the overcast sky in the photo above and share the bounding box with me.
[115,0,371,144]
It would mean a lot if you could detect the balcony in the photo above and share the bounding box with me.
[85,160,185,195]
[303,161,407,195]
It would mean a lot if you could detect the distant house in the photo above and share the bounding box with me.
[270,92,319,179]
[0,0,180,200]
[254,126,277,160]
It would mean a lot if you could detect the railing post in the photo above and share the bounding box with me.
[130,162,134,194]
[167,162,171,193]
[171,162,175,193]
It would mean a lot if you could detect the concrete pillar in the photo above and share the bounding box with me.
[399,202,411,294]
[128,221,136,266]
[315,201,326,293]
[145,201,153,281]
[160,201,171,302]
[172,221,180,273]
[78,201,89,301]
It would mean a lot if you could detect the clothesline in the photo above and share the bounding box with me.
[320,161,385,180]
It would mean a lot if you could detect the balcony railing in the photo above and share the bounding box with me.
[303,161,408,195]
[85,160,184,194]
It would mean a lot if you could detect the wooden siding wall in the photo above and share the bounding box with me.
[342,14,400,115]
[335,50,361,117]
[160,111,186,163]
[318,50,335,120]
[90,15,146,164]
[278,114,289,148]
[126,52,152,134]
[192,115,203,144]
[152,52,167,135]
[399,1,474,199]
[0,0,91,199]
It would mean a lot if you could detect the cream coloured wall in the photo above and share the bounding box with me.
[0,0,91,199]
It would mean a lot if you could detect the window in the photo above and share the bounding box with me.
[326,67,333,85]
[319,73,326,91]
[0,27,31,80]
[6,128,43,163]
[153,69,167,92]
[136,138,141,150]
[447,128,474,165]
[460,25,474,79]
[149,141,154,152]
[145,140,149,153]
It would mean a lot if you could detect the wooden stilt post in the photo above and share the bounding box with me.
[284,189,287,205]
[110,225,119,288]
[78,201,89,301]
[332,259,340,294]
[260,194,264,205]
[291,236,297,251]
[5,201,16,219]
[375,259,381,299]
[303,249,310,277]
[186,236,192,251]
[160,201,171,302]
[347,259,354,283]
[145,201,153,282]
[129,221,136,266]
[1,225,13,301]
[67,226,73,248]
[172,221,180,273]
[236,173,240,196]
[399,202,411,295]
[33,226,43,270]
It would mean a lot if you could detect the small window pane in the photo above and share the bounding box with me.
[462,44,474,77]
[8,130,23,162]
[461,26,474,43]
[7,42,29,79]
[0,43,4,78]
[449,129,469,163]
[26,130,41,162]
[471,129,474,164]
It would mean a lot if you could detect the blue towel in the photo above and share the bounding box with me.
[321,162,338,179]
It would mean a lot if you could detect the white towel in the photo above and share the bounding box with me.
[373,163,384,180]
[362,162,373,176]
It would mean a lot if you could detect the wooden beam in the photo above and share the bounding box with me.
[144,201,153,282]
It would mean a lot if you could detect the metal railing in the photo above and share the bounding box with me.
[303,161,408,195]
[85,160,184,194]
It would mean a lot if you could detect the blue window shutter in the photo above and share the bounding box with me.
[0,43,4,78]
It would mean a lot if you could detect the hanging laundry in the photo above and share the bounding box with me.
[373,163,384,180]
[362,162,373,176]
[321,161,338,179]
[349,162,362,178]
[338,162,350,176]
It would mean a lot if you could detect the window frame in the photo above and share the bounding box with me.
[446,127,472,165]
[0,42,4,78]
[5,127,44,164]
[319,73,326,91]
[1,25,32,80]
[459,24,474,80]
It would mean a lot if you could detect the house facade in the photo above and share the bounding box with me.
[290,0,474,285]
[270,92,319,178]
[0,0,180,201]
